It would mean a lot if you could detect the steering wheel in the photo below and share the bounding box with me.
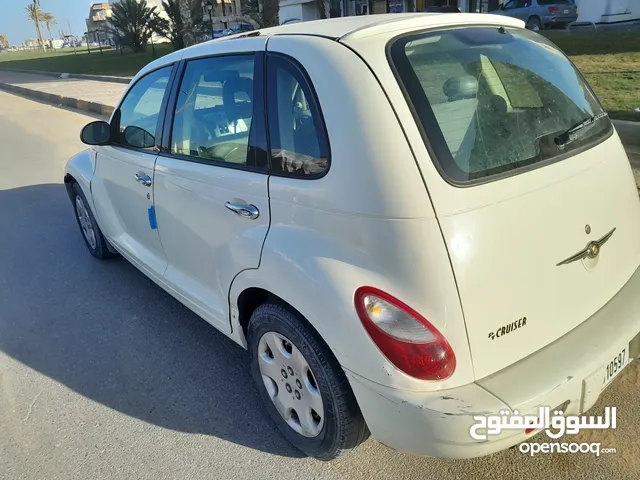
[223,144,246,162]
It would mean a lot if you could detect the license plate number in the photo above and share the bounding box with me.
[603,346,628,390]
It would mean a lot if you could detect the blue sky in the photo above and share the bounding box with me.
[1,0,94,46]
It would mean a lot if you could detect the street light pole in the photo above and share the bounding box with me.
[205,0,214,39]
[67,19,77,54]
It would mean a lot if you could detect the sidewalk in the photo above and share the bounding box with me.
[0,70,125,117]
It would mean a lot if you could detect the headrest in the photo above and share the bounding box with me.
[443,75,479,101]
[223,76,253,102]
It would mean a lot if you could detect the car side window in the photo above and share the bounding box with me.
[170,54,260,168]
[266,55,329,177]
[113,66,173,150]
[503,0,516,9]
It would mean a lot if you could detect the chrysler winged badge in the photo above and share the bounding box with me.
[557,228,616,266]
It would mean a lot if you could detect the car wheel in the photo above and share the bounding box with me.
[526,17,541,31]
[247,302,369,460]
[71,182,116,260]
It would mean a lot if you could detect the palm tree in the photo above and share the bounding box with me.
[41,12,57,40]
[108,0,157,53]
[178,0,198,47]
[158,0,203,50]
[25,3,45,52]
[0,34,9,50]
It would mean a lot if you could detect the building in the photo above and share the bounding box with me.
[23,39,40,50]
[280,0,498,25]
[85,2,113,44]
[281,0,640,25]
[574,0,640,25]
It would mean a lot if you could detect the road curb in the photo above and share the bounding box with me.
[0,68,131,84]
[0,82,114,117]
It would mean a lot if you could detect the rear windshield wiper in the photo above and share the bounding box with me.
[554,112,608,147]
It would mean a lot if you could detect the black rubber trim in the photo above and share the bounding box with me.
[385,24,614,188]
[264,52,331,180]
[159,52,269,174]
[108,63,177,156]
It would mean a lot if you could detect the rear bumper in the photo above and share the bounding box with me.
[542,13,578,25]
[348,264,640,458]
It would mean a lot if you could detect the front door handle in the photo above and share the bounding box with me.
[225,201,259,219]
[134,172,152,187]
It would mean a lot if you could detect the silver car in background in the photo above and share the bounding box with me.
[491,0,578,30]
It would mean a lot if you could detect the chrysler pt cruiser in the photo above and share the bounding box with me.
[64,13,640,460]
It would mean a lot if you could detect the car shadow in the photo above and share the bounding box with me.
[0,183,304,458]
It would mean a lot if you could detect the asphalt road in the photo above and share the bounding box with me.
[1,91,640,480]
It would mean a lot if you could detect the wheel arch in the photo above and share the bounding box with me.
[236,287,323,346]
[64,148,97,207]
[527,15,542,27]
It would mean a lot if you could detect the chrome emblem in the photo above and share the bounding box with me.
[557,228,616,266]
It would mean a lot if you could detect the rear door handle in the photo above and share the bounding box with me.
[134,172,152,187]
[225,202,259,219]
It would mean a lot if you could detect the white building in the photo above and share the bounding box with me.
[280,0,640,25]
[574,0,640,24]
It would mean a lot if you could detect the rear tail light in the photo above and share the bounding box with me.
[354,287,456,380]
[548,6,558,13]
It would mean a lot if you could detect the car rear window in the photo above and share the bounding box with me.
[389,27,611,184]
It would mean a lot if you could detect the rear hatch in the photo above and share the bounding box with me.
[539,0,578,20]
[387,26,640,379]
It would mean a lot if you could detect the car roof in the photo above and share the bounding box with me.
[134,13,524,80]
[258,13,431,39]
[244,13,521,40]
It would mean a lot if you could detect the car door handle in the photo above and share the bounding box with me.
[134,172,152,187]
[225,202,259,219]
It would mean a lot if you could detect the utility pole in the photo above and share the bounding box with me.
[33,0,46,53]
[67,19,77,54]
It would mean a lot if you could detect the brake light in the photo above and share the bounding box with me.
[354,287,456,380]
[548,6,558,13]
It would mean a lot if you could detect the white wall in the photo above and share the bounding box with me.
[279,0,323,24]
[575,0,640,24]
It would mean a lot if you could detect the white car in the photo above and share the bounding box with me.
[64,13,640,460]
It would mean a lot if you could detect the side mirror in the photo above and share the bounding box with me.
[123,125,155,149]
[80,121,111,145]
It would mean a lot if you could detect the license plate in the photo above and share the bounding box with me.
[602,345,629,390]
[563,8,569,13]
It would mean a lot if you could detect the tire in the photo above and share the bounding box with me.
[247,302,369,460]
[71,182,116,260]
[526,17,541,31]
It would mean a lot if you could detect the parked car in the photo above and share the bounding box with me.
[490,0,578,30]
[222,23,254,36]
[65,13,640,461]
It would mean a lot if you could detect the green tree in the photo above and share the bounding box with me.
[41,12,57,39]
[108,0,157,53]
[0,34,10,50]
[157,0,203,50]
[25,3,46,52]
[241,0,278,27]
